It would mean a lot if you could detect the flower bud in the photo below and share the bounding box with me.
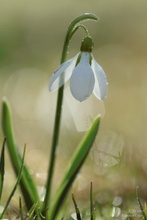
[80,36,94,53]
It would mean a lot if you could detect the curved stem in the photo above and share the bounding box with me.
[61,13,98,63]
[69,24,89,41]
[43,13,98,216]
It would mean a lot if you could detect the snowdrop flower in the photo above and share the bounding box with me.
[49,36,108,102]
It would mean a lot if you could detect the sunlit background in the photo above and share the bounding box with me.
[0,0,147,216]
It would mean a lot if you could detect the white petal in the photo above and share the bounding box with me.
[49,53,79,91]
[70,52,95,101]
[91,56,108,100]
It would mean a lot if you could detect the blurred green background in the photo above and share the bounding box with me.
[0,0,147,209]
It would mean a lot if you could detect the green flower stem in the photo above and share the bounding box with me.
[43,13,98,215]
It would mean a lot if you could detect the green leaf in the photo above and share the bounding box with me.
[1,98,41,210]
[0,145,26,219]
[48,116,100,220]
[0,138,6,200]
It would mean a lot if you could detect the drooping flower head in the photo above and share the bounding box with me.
[49,36,108,102]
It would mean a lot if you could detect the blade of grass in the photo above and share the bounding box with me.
[136,187,147,220]
[2,98,41,210]
[0,145,26,219]
[90,182,95,220]
[72,194,82,220]
[0,138,6,199]
[19,196,24,220]
[48,116,100,220]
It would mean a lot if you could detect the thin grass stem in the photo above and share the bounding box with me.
[90,182,95,220]
[0,138,6,199]
[136,187,147,220]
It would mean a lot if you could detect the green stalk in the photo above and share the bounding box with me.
[43,13,98,215]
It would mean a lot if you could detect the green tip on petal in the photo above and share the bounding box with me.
[80,36,94,53]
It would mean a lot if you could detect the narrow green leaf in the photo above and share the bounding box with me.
[136,187,147,220]
[90,182,95,220]
[72,194,82,220]
[48,116,100,220]
[0,138,6,199]
[19,196,24,220]
[0,145,26,219]
[1,98,41,210]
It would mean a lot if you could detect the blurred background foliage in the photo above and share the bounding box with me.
[0,0,147,210]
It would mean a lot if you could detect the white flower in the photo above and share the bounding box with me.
[49,37,108,102]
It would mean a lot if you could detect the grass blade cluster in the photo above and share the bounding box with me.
[72,183,95,220]
[0,146,26,219]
